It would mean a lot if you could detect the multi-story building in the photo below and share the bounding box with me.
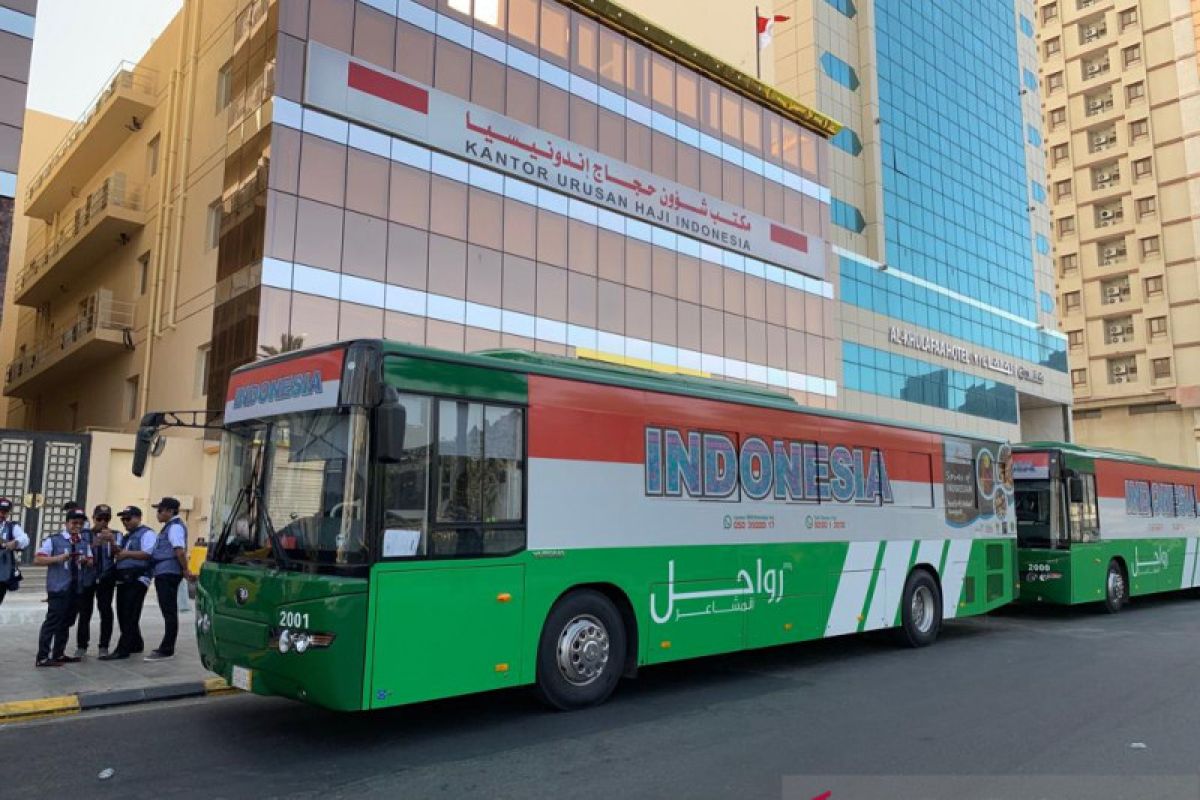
[631,0,1073,441]
[0,1,38,317]
[1038,0,1200,465]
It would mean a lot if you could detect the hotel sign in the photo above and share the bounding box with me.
[304,42,826,280]
[888,327,1045,386]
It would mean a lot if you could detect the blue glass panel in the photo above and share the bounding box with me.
[825,0,858,18]
[820,52,861,91]
[1019,15,1034,37]
[831,127,863,156]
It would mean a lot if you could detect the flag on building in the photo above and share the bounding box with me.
[757,12,790,50]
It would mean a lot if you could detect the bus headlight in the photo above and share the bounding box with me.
[293,632,311,654]
[278,628,292,653]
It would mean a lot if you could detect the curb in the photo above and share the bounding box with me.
[0,678,236,724]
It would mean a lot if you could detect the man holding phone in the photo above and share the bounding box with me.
[0,498,29,606]
[75,504,118,658]
[34,510,92,667]
[99,506,156,660]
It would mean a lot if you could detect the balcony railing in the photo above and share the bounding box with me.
[1082,60,1111,80]
[24,64,156,206]
[5,292,135,389]
[15,174,145,298]
[221,158,270,229]
[1085,96,1113,117]
[1095,208,1124,227]
[227,60,276,131]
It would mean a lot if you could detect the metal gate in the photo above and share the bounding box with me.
[0,431,90,563]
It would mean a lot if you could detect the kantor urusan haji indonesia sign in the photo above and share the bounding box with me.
[304,42,826,281]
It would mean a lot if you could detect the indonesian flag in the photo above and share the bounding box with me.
[757,13,790,49]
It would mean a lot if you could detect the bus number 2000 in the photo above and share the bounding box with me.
[279,610,310,629]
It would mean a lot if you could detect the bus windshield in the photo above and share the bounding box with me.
[1014,479,1066,549]
[213,408,369,568]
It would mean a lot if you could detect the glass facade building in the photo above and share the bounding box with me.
[0,0,37,306]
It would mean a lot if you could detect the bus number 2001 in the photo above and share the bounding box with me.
[279,610,310,629]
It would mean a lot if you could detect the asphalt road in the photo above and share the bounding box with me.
[7,594,1200,800]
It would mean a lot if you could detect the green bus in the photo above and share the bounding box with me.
[136,340,1017,711]
[1013,443,1200,612]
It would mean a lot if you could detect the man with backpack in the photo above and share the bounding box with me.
[98,506,157,661]
[0,498,29,606]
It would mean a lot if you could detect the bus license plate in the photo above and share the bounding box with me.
[232,665,253,691]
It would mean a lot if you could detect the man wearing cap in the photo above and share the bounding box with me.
[0,498,29,607]
[146,497,194,662]
[33,510,92,667]
[99,506,157,660]
[74,504,119,658]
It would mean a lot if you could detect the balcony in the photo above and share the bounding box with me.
[4,291,135,398]
[1084,94,1114,117]
[227,60,276,133]
[25,64,156,221]
[1095,202,1124,228]
[1081,58,1111,81]
[15,174,146,308]
[1098,238,1127,266]
[1087,126,1117,153]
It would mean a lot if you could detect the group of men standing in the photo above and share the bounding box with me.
[0,496,194,667]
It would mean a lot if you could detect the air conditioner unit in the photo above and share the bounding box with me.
[1099,209,1116,220]
[1103,247,1122,258]
[1087,64,1102,76]
[1106,286,1123,297]
[1096,171,1113,181]
[1114,375,1128,383]
[1113,365,1128,375]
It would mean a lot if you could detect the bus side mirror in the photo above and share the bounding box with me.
[132,412,165,477]
[376,405,407,464]
[1067,476,1085,503]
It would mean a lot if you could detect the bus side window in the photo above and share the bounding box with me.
[1069,473,1100,543]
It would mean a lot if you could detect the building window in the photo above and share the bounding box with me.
[1051,143,1069,164]
[1118,8,1137,30]
[1046,71,1064,93]
[1126,82,1145,104]
[1136,197,1156,218]
[1140,237,1161,258]
[1144,275,1164,296]
[124,375,140,421]
[205,199,222,251]
[138,251,151,295]
[1049,107,1067,129]
[1055,179,1072,200]
[831,128,863,156]
[1133,157,1152,179]
[1068,330,1084,349]
[195,344,210,397]
[1032,182,1047,203]
[1058,216,1076,236]
[820,53,860,91]
[1063,291,1081,312]
[1152,358,1172,380]
[824,0,858,18]
[1059,253,1078,273]
[1129,119,1149,142]
[831,198,866,233]
[1122,44,1142,66]
[1148,316,1168,339]
[1020,14,1034,36]
[1044,37,1061,57]
[1042,3,1059,23]
[1102,277,1130,304]
[1072,369,1087,386]
[1105,316,1134,344]
[147,134,161,178]
[216,59,233,112]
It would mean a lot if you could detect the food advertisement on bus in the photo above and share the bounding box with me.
[943,438,1013,529]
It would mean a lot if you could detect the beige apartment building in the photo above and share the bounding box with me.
[1,0,239,529]
[1039,0,1200,465]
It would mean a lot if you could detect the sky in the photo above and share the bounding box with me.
[27,0,184,121]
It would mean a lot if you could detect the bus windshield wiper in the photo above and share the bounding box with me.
[213,482,251,563]
[255,486,293,570]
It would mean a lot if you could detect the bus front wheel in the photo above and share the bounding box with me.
[535,590,626,711]
[898,570,942,648]
[1104,560,1127,613]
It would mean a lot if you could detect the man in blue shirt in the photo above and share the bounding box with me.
[0,497,29,607]
[75,504,119,658]
[34,510,92,667]
[99,506,157,660]
[146,497,194,662]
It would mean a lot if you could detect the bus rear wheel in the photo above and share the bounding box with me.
[898,570,942,648]
[535,590,626,711]
[1104,560,1127,613]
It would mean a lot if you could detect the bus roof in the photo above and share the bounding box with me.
[1016,441,1200,474]
[370,339,1007,444]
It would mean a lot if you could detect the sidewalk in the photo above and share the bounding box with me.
[0,577,229,719]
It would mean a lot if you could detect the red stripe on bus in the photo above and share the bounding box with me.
[225,349,346,402]
[347,62,429,114]
[528,375,943,482]
[769,224,808,253]
[1095,460,1200,498]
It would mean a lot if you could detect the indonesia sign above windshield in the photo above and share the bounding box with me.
[304,42,826,281]
[225,348,345,423]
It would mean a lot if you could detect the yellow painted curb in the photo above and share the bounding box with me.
[203,677,239,696]
[0,694,80,723]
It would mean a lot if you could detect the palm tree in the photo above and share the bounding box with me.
[259,333,305,359]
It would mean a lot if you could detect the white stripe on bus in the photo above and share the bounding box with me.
[940,539,974,619]
[864,539,916,631]
[824,541,881,637]
[1182,537,1197,591]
